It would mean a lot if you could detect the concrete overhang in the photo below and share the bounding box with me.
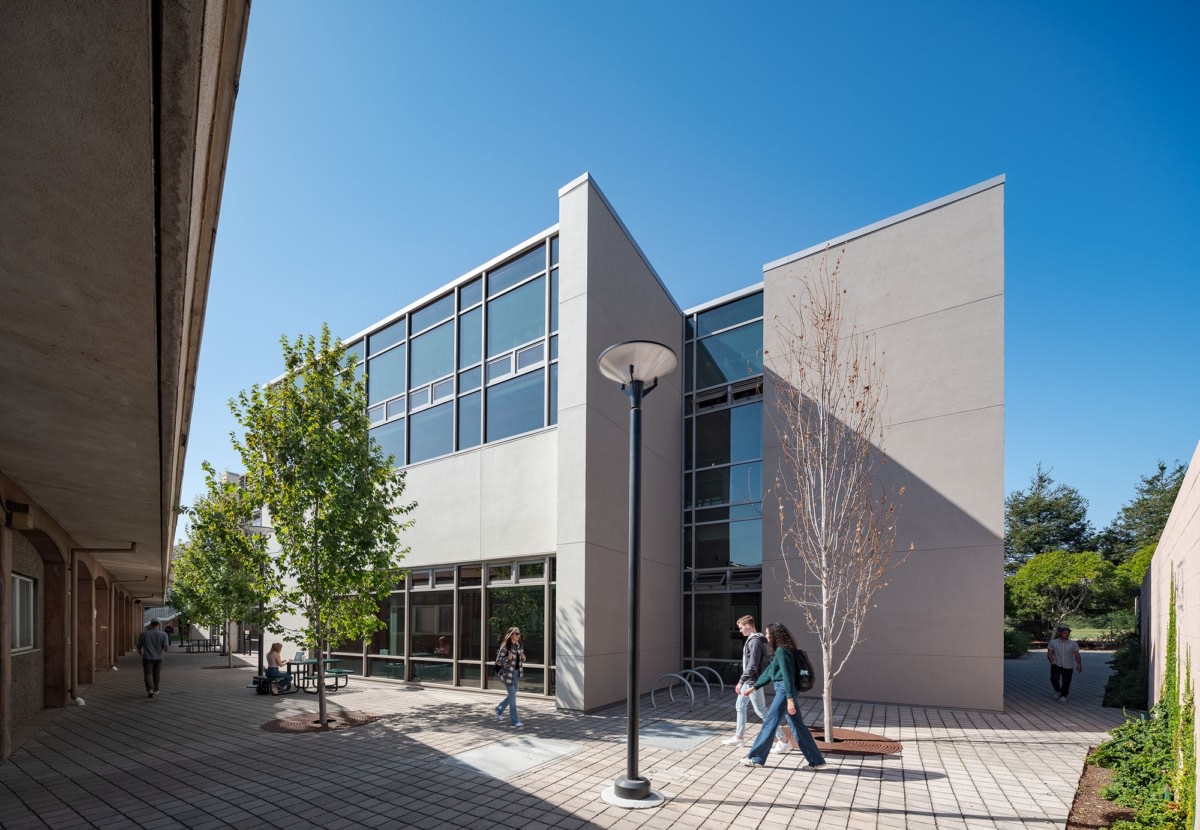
[0,1,250,601]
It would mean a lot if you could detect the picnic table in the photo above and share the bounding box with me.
[185,638,222,653]
[287,658,351,693]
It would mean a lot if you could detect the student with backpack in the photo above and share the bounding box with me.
[722,615,771,747]
[739,622,827,770]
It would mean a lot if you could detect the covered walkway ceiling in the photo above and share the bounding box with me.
[0,1,250,601]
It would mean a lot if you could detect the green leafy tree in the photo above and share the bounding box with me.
[1095,460,1186,563]
[1005,549,1111,637]
[231,324,414,727]
[1004,464,1093,571]
[170,463,270,666]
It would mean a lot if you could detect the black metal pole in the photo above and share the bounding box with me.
[614,378,651,800]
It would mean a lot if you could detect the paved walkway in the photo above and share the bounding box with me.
[0,649,1128,829]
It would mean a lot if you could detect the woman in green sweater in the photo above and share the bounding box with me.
[740,622,827,769]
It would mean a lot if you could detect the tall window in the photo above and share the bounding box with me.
[682,291,764,682]
[11,574,35,651]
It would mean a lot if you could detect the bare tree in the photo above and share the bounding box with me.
[767,247,907,742]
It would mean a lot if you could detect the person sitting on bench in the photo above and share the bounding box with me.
[266,642,294,691]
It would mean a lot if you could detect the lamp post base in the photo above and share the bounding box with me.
[613,775,651,800]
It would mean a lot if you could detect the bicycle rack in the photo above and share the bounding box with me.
[678,669,712,704]
[649,666,728,709]
[689,665,725,695]
[650,673,696,710]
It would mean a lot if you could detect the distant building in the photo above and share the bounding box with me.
[273,173,1006,712]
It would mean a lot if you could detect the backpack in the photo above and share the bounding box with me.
[792,648,815,693]
[255,678,272,695]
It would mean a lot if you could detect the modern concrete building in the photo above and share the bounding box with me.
[307,173,1005,713]
[0,2,250,761]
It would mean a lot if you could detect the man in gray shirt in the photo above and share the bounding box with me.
[137,619,170,698]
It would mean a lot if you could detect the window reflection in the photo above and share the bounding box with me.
[370,419,405,468]
[410,321,454,388]
[486,370,544,442]
[367,344,406,406]
[487,276,545,358]
[409,402,453,463]
[489,246,545,296]
[695,322,763,389]
[695,520,762,568]
[696,294,763,337]
[488,585,545,664]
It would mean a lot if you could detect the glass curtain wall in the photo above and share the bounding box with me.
[329,556,556,697]
[682,291,765,683]
[358,235,560,468]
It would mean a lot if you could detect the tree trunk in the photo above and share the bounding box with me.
[316,628,328,727]
[822,642,835,743]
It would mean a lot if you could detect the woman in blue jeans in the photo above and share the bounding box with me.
[493,627,525,727]
[740,622,826,770]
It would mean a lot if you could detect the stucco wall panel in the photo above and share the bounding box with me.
[402,430,556,566]
[557,175,683,710]
[761,180,1004,710]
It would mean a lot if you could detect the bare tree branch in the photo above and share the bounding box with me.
[768,247,908,741]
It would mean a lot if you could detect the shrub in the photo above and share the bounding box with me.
[1103,631,1148,710]
[1003,628,1031,659]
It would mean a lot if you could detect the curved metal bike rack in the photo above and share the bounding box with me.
[678,669,712,703]
[650,673,695,710]
[689,665,725,695]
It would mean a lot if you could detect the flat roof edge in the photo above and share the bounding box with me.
[339,223,561,346]
[763,174,1006,273]
[684,281,765,316]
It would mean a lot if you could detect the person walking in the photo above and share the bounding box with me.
[1047,624,1083,701]
[265,642,294,691]
[492,627,525,727]
[740,622,827,770]
[137,619,170,698]
[722,614,770,748]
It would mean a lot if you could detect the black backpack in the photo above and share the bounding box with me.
[792,648,815,693]
[255,678,272,695]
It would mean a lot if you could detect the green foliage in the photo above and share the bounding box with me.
[1096,461,1186,564]
[171,463,271,663]
[1093,575,1194,830]
[1103,631,1148,710]
[1004,464,1093,570]
[1174,655,1194,828]
[231,324,414,723]
[1005,550,1111,637]
[1002,628,1030,658]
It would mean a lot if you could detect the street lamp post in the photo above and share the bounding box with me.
[597,340,678,802]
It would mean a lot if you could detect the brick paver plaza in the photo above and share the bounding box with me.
[1,649,1127,829]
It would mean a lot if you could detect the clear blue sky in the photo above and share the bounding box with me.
[183,0,1200,539]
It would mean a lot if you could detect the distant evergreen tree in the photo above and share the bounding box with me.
[1004,464,1092,571]
[1095,460,1186,563]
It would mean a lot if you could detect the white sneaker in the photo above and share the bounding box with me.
[494,708,503,721]
[513,721,525,728]
[721,737,744,746]
[805,762,828,771]
[770,741,791,754]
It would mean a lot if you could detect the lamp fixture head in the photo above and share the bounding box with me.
[596,340,678,386]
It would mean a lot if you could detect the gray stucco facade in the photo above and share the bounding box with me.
[281,173,1004,713]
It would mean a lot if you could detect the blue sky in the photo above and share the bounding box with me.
[184,0,1199,538]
